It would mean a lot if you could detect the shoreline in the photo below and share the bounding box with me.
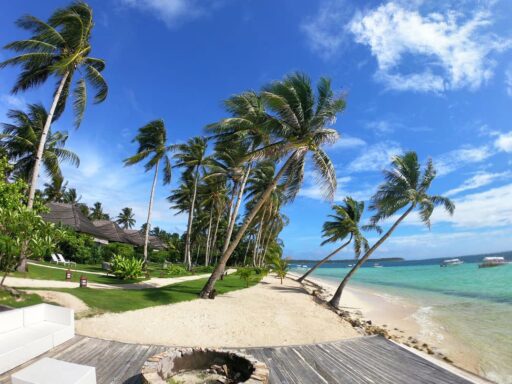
[288,271,483,379]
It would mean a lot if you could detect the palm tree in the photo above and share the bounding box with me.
[42,176,67,202]
[89,201,108,220]
[270,255,289,285]
[329,152,455,307]
[0,2,108,208]
[62,187,81,204]
[116,207,136,229]
[200,72,345,298]
[124,119,172,265]
[172,136,211,270]
[297,197,376,283]
[1,104,79,183]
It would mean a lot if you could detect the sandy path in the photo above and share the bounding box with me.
[3,269,236,290]
[25,290,89,314]
[76,275,360,347]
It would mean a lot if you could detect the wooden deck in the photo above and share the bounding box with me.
[0,335,475,384]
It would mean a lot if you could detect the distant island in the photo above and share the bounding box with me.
[291,257,404,263]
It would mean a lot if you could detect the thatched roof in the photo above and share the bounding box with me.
[42,202,108,242]
[43,203,168,250]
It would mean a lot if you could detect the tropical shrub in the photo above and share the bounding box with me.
[167,264,190,277]
[237,268,252,287]
[111,254,143,280]
[102,242,135,261]
[0,157,56,283]
[270,256,289,284]
[56,229,97,264]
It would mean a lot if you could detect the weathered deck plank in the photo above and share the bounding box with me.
[0,336,475,384]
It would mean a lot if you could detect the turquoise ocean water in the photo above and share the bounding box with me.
[290,253,512,384]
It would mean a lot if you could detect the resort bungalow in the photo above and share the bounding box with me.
[42,202,167,250]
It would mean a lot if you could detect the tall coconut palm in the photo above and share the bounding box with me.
[200,72,345,298]
[1,104,79,183]
[329,152,455,307]
[1,2,108,208]
[124,119,172,265]
[116,207,136,229]
[62,187,81,204]
[172,136,211,270]
[89,201,108,220]
[297,197,377,283]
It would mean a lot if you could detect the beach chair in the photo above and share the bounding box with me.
[57,254,76,267]
[50,253,63,264]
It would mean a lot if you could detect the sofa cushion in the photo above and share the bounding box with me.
[22,304,46,326]
[0,327,49,355]
[0,308,23,334]
[43,304,73,326]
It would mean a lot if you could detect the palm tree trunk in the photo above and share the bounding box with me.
[253,211,265,267]
[204,206,214,266]
[199,153,296,298]
[210,209,221,264]
[143,160,160,266]
[27,72,69,209]
[222,164,252,255]
[329,205,414,307]
[184,168,200,270]
[297,236,352,283]
[243,236,252,266]
[225,182,238,232]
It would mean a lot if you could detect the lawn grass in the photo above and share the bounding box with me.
[56,272,263,313]
[0,290,43,308]
[11,263,142,285]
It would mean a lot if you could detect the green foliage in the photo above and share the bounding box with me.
[111,254,143,280]
[55,228,98,264]
[102,242,136,261]
[237,268,252,287]
[0,157,57,280]
[167,264,190,277]
[270,256,289,284]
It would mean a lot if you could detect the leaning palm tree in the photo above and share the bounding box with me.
[200,72,345,298]
[1,104,79,183]
[124,119,172,265]
[297,197,376,283]
[329,152,455,307]
[0,1,108,208]
[116,207,136,229]
[172,136,211,270]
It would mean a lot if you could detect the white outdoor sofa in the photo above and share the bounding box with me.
[0,304,75,374]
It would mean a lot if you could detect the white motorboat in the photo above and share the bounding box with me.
[478,257,507,268]
[440,258,463,267]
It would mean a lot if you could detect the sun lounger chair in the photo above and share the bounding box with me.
[50,254,63,264]
[56,254,76,267]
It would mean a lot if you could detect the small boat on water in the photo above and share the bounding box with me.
[440,258,463,267]
[373,263,383,268]
[478,257,508,268]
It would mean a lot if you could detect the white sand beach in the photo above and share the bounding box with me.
[76,274,360,347]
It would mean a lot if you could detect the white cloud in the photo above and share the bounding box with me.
[366,120,395,134]
[327,135,366,150]
[119,0,221,27]
[61,145,187,232]
[299,175,375,202]
[347,141,402,173]
[444,171,511,196]
[1,94,25,109]
[301,0,353,59]
[399,183,512,229]
[435,146,492,176]
[349,2,510,92]
[494,131,512,153]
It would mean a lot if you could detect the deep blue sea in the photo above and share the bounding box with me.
[290,252,512,384]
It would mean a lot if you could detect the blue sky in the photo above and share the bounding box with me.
[1,0,512,260]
